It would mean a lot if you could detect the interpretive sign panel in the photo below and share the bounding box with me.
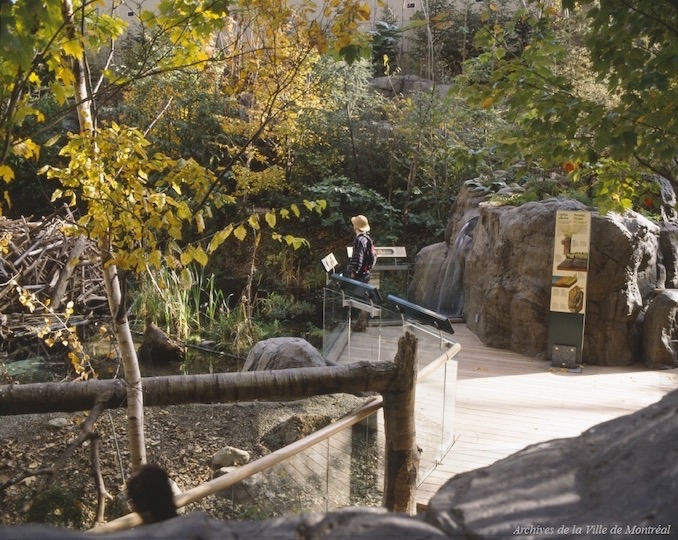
[550,210,591,313]
[548,210,592,367]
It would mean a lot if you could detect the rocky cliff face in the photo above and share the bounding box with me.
[409,183,676,367]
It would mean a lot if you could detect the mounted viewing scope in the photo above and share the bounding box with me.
[386,294,455,335]
[329,273,384,305]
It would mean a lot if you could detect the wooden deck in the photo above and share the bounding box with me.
[335,321,678,510]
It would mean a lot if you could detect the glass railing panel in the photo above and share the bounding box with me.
[214,410,385,519]
[415,355,458,485]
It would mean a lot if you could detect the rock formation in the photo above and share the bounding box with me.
[242,337,335,371]
[425,387,678,537]
[642,290,678,369]
[408,182,676,367]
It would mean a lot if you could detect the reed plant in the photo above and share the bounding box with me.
[131,263,328,361]
[131,265,265,353]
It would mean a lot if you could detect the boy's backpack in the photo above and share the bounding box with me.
[361,234,378,274]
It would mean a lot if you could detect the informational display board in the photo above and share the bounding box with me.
[547,210,592,366]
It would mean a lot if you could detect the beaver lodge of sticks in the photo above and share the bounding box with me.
[0,210,183,381]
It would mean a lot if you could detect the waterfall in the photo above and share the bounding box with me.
[435,217,478,317]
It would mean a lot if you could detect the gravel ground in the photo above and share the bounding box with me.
[0,393,369,529]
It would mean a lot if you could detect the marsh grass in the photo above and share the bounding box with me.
[131,266,323,361]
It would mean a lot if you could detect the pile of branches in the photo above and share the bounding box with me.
[0,209,107,327]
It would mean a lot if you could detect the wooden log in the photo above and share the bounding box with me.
[138,322,184,364]
[382,331,419,514]
[50,235,87,310]
[0,362,401,416]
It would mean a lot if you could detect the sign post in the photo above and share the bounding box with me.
[547,210,592,369]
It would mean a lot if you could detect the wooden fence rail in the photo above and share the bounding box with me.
[1,332,421,527]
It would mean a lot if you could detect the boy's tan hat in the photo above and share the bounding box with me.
[351,215,370,232]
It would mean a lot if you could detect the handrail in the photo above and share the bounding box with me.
[89,331,462,533]
[417,342,461,382]
[87,397,384,534]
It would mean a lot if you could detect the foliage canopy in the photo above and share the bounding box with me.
[458,0,677,214]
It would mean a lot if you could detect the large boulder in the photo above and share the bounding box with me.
[425,387,678,537]
[242,337,332,371]
[583,211,660,365]
[642,290,678,369]
[410,182,666,366]
[0,507,449,539]
[659,222,678,288]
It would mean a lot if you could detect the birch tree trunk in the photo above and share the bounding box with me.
[62,0,146,468]
[102,263,147,467]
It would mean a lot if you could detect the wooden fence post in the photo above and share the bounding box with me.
[382,331,419,514]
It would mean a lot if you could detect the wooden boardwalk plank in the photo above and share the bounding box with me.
[415,323,678,508]
[332,319,678,510]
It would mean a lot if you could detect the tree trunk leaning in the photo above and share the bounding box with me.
[0,361,401,416]
[383,331,420,514]
[49,234,86,310]
[62,0,148,469]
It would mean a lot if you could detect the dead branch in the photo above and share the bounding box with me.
[90,436,113,527]
[0,401,108,494]
[0,212,105,315]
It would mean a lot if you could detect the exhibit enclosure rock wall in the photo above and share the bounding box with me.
[409,182,676,367]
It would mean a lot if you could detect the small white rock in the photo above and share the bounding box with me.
[46,417,71,430]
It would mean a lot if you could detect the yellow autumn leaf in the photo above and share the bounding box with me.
[148,249,162,267]
[357,3,371,21]
[248,214,260,230]
[180,250,193,266]
[51,81,68,104]
[265,211,276,228]
[11,139,40,160]
[44,134,60,148]
[56,65,76,87]
[208,224,233,252]
[62,38,84,59]
[234,224,247,241]
[193,246,208,266]
[0,165,15,183]
[195,212,205,233]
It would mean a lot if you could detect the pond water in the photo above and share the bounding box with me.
[1,319,323,384]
